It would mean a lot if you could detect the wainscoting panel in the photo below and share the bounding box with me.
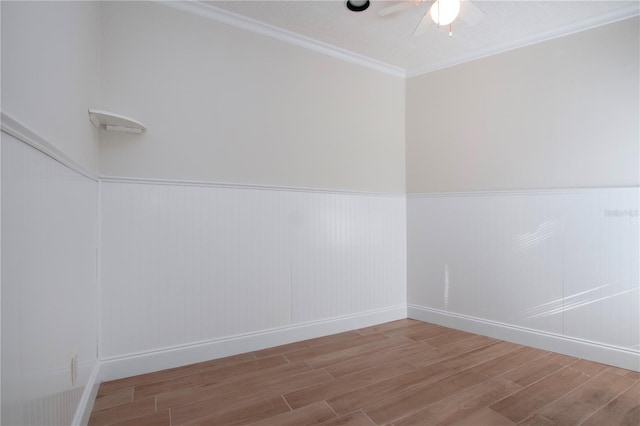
[1,132,99,425]
[407,189,639,365]
[561,190,639,350]
[100,181,406,359]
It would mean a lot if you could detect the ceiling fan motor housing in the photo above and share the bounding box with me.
[346,0,370,12]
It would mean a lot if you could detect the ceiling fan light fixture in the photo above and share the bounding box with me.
[430,0,461,26]
[346,0,370,12]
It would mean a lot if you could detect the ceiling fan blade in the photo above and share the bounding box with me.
[412,12,434,37]
[458,0,485,27]
[378,0,423,17]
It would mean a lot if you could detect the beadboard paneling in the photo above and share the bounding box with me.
[1,132,99,425]
[100,181,406,359]
[407,189,639,352]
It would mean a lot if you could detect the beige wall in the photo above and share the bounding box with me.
[98,1,406,193]
[5,1,633,194]
[406,17,639,193]
[1,1,101,172]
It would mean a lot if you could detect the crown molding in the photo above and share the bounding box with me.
[155,1,638,80]
[405,3,640,78]
[154,0,407,78]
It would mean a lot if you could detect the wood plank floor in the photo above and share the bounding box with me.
[89,319,640,426]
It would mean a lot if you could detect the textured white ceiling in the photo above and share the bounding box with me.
[194,0,639,76]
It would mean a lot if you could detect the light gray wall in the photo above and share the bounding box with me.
[98,1,406,193]
[406,17,639,193]
[1,1,101,172]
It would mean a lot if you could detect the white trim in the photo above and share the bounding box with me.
[407,5,640,78]
[100,175,407,198]
[408,304,640,372]
[98,304,407,383]
[155,0,406,78]
[96,181,103,363]
[0,112,99,182]
[71,363,100,426]
[407,186,640,198]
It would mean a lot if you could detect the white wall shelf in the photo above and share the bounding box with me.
[88,109,147,134]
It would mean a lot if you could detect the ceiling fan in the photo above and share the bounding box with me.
[378,0,486,37]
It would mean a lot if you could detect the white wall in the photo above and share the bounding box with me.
[407,189,639,368]
[406,17,640,370]
[94,0,408,380]
[98,1,406,193]
[100,180,406,363]
[406,17,639,193]
[1,1,101,424]
[0,1,100,173]
[1,133,99,425]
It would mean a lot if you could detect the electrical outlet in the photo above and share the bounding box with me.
[71,354,78,386]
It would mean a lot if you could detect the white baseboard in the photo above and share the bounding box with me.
[408,304,640,372]
[98,305,407,383]
[72,362,101,426]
